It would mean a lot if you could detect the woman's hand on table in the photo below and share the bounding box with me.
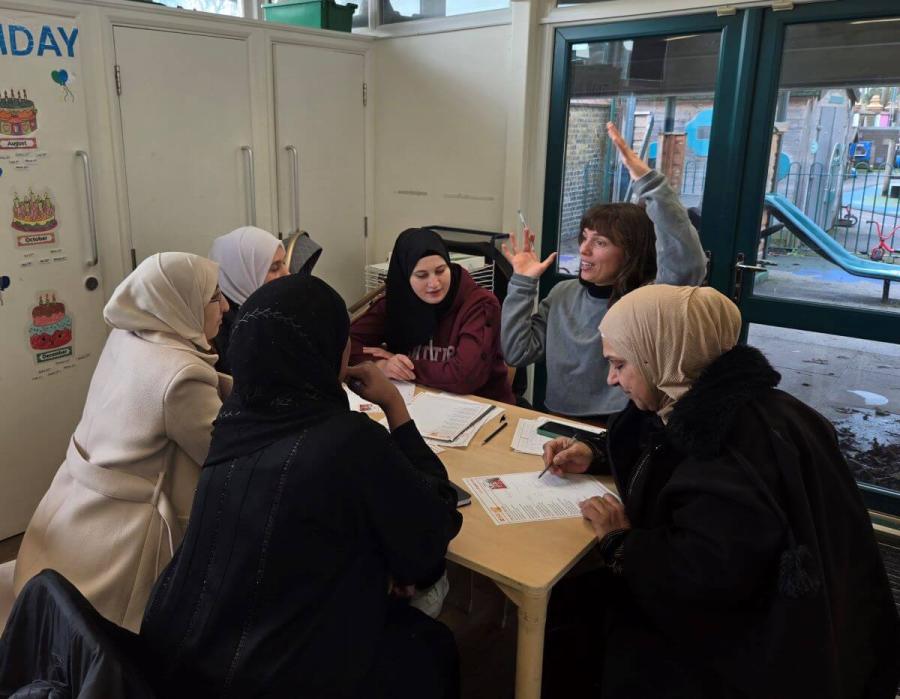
[344,363,410,430]
[542,437,593,477]
[579,494,630,540]
[364,346,416,382]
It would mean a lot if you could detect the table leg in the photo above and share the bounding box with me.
[496,583,549,699]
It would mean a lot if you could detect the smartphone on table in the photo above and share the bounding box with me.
[536,421,601,444]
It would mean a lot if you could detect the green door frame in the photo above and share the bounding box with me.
[537,9,764,407]
[731,0,900,346]
[540,0,900,516]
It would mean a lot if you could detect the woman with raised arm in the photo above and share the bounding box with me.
[543,285,900,698]
[501,122,706,418]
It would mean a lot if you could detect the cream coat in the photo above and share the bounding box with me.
[13,253,228,632]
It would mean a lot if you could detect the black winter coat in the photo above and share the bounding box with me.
[140,416,462,697]
[592,345,900,699]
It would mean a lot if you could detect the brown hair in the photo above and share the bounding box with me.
[579,202,656,305]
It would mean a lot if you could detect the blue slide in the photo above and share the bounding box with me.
[764,193,899,301]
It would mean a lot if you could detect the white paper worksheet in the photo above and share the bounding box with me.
[463,472,614,525]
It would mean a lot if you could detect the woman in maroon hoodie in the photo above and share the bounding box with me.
[351,228,515,404]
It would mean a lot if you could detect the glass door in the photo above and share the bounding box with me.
[732,0,900,516]
[540,10,760,405]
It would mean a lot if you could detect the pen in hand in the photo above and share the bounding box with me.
[480,416,508,446]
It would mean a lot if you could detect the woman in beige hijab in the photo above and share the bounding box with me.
[13,253,231,632]
[543,285,899,698]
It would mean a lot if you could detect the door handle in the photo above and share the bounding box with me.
[732,253,767,302]
[241,145,257,226]
[285,145,300,235]
[735,262,767,273]
[75,150,98,267]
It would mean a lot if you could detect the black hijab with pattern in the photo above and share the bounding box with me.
[385,228,462,354]
[207,274,350,465]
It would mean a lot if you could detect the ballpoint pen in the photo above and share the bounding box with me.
[480,415,507,446]
[517,209,528,231]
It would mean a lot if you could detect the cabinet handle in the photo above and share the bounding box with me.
[285,145,300,235]
[75,150,98,267]
[241,145,257,226]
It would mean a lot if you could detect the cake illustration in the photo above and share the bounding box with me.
[29,293,73,351]
[0,90,37,136]
[12,190,57,233]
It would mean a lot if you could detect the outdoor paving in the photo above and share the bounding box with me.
[754,251,900,311]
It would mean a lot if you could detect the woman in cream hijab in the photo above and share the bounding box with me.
[13,253,231,632]
[543,285,899,698]
[208,226,288,373]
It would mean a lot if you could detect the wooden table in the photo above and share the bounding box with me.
[433,395,613,699]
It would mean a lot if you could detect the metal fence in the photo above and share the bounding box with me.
[767,164,900,261]
[574,157,900,263]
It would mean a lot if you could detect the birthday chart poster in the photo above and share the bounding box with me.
[0,18,79,179]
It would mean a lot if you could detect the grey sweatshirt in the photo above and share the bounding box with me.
[501,169,707,417]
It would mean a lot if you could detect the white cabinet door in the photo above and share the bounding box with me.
[0,13,108,537]
[273,43,366,304]
[114,27,256,264]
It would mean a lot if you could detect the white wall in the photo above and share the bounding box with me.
[371,25,512,261]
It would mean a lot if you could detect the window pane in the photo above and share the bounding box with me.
[557,32,722,275]
[381,0,509,25]
[751,17,900,314]
[747,324,900,500]
[157,0,242,16]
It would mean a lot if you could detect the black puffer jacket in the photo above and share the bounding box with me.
[591,344,900,699]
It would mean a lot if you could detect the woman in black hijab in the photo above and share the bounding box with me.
[351,228,514,403]
[140,274,463,698]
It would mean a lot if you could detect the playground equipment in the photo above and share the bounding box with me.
[764,193,900,303]
[866,220,899,262]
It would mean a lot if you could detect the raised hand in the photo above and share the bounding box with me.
[542,437,593,477]
[501,227,558,278]
[607,121,651,182]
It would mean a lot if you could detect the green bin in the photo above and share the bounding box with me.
[262,0,357,33]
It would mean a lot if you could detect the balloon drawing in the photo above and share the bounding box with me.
[51,69,74,102]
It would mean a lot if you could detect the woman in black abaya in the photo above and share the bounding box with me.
[140,274,462,698]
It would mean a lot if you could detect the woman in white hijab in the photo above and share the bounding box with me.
[542,285,899,698]
[13,253,231,632]
[208,226,288,373]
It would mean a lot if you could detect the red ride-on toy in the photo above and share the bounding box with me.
[867,220,899,261]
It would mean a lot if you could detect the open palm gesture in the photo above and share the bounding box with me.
[501,227,558,278]
[607,121,651,181]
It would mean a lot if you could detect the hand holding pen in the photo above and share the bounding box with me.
[539,437,593,479]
